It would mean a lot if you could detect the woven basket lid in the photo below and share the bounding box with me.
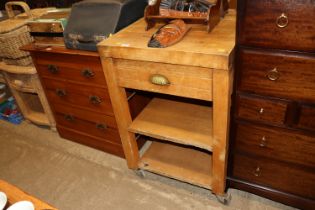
[0,7,55,34]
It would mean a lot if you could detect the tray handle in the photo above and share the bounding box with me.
[5,1,32,19]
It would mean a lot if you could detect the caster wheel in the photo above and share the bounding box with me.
[215,193,231,205]
[134,169,145,178]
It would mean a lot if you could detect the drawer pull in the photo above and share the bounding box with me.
[276,13,289,28]
[47,64,59,74]
[96,123,107,130]
[81,68,95,78]
[259,136,267,147]
[259,108,264,114]
[150,74,170,86]
[64,114,74,122]
[253,167,261,177]
[267,68,280,81]
[55,89,66,97]
[89,95,102,104]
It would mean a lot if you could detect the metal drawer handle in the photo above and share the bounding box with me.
[89,95,102,104]
[276,13,289,28]
[64,114,74,122]
[259,108,264,114]
[96,123,107,130]
[267,68,280,81]
[150,74,170,86]
[259,136,267,147]
[47,64,59,74]
[253,167,261,177]
[55,89,66,97]
[81,68,95,78]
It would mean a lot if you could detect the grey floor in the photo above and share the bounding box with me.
[0,120,296,210]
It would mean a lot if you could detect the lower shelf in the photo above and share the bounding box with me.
[139,141,212,189]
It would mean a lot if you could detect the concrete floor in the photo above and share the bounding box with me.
[0,120,296,210]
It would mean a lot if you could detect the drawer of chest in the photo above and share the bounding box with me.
[34,53,107,86]
[238,49,315,101]
[53,103,120,143]
[231,153,315,200]
[238,0,315,52]
[42,78,114,116]
[234,123,315,168]
[236,94,288,125]
[114,59,213,101]
[57,125,124,158]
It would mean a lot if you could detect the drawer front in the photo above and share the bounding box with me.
[114,59,213,101]
[42,79,114,116]
[238,49,315,101]
[232,153,315,199]
[297,104,315,131]
[238,0,315,51]
[57,125,124,158]
[34,53,107,86]
[54,103,120,143]
[234,123,315,168]
[236,94,288,125]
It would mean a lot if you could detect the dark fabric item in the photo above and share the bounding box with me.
[64,0,147,51]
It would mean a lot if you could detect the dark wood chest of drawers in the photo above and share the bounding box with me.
[228,1,315,209]
[23,45,126,157]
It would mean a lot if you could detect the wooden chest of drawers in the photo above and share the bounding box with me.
[23,45,125,157]
[228,1,315,209]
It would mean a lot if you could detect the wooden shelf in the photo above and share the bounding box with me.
[129,98,213,151]
[26,111,50,126]
[139,141,212,189]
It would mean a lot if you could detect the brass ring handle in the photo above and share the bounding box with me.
[253,167,261,177]
[267,68,280,81]
[96,123,107,130]
[55,89,66,97]
[276,13,289,28]
[150,74,170,86]
[89,95,102,104]
[64,114,74,122]
[47,64,59,74]
[259,136,267,147]
[81,68,95,78]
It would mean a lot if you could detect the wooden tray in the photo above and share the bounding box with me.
[144,0,229,32]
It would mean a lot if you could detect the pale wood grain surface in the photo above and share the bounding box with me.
[98,10,236,70]
[129,98,213,151]
[139,141,213,189]
[0,179,57,210]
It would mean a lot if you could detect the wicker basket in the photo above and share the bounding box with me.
[0,2,54,66]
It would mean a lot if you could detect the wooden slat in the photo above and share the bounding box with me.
[0,180,57,210]
[129,98,213,151]
[139,141,212,189]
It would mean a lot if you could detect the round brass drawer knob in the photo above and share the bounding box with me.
[267,68,280,81]
[253,166,261,177]
[276,13,289,28]
[259,136,267,147]
[89,95,102,104]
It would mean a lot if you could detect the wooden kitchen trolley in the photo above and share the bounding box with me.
[98,11,235,201]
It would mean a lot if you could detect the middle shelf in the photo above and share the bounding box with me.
[128,97,213,151]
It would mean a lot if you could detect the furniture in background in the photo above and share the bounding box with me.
[0,179,57,210]
[228,1,315,209]
[98,11,235,202]
[0,62,55,129]
[22,45,149,158]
